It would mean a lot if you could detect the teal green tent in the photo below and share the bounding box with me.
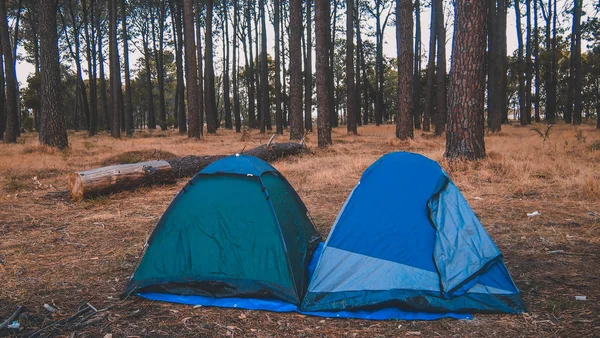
[123,154,321,305]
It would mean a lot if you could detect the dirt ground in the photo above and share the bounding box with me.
[1,123,599,337]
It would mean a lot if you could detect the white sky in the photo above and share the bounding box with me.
[14,0,596,89]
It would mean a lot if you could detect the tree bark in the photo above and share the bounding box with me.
[259,0,269,134]
[171,0,186,133]
[289,0,304,139]
[83,0,98,136]
[315,0,332,147]
[533,0,540,122]
[433,0,446,135]
[396,0,413,140]
[69,142,308,200]
[423,1,436,132]
[572,0,583,125]
[233,0,241,132]
[328,1,337,128]
[183,0,201,138]
[195,0,205,133]
[304,0,313,132]
[346,0,357,135]
[487,0,502,132]
[0,0,19,143]
[109,0,122,138]
[98,15,111,131]
[413,0,422,130]
[246,3,257,128]
[274,0,284,135]
[122,0,134,135]
[525,0,532,125]
[223,1,232,130]
[515,0,526,125]
[39,0,68,149]
[0,44,5,139]
[354,0,362,127]
[445,0,487,160]
[142,24,156,130]
[205,0,217,133]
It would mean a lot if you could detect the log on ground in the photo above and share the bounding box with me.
[69,142,307,200]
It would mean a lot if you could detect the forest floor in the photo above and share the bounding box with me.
[0,122,599,337]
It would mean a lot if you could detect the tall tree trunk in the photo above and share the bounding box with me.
[346,0,357,134]
[525,0,532,125]
[315,0,332,146]
[0,45,5,139]
[549,0,558,122]
[423,1,436,132]
[413,0,421,130]
[223,1,232,130]
[274,0,284,135]
[488,0,502,131]
[375,2,383,126]
[195,0,204,133]
[39,0,68,149]
[246,3,256,128]
[282,8,288,128]
[121,0,133,135]
[151,4,167,131]
[572,0,583,125]
[304,0,313,132]
[83,0,98,136]
[205,0,217,133]
[259,0,269,134]
[142,29,156,130]
[499,0,508,124]
[328,1,337,128]
[183,0,201,138]
[0,1,19,143]
[515,0,526,125]
[233,0,241,132]
[541,0,555,122]
[433,0,446,135]
[289,0,304,139]
[445,0,487,160]
[533,0,540,122]
[171,0,186,133]
[109,0,122,137]
[98,19,110,131]
[354,0,361,127]
[396,0,413,139]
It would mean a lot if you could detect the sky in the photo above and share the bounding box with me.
[13,0,597,89]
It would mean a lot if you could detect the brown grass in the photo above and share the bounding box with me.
[0,122,599,337]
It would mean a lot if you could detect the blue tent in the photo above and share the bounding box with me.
[301,152,526,314]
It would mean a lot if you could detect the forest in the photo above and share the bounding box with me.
[0,0,598,158]
[0,0,600,337]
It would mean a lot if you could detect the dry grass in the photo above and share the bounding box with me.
[0,122,599,337]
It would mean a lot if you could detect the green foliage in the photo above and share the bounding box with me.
[531,124,553,150]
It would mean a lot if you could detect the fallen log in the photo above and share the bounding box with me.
[68,142,307,201]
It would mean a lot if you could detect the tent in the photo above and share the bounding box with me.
[301,152,526,314]
[124,152,525,319]
[123,154,321,306]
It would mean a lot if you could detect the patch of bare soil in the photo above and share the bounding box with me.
[1,124,599,337]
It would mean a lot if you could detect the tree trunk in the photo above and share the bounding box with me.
[515,0,526,125]
[171,0,186,133]
[499,0,508,124]
[328,1,337,128]
[304,0,313,132]
[83,0,98,136]
[533,0,540,122]
[413,0,421,130]
[396,0,413,139]
[375,2,383,126]
[572,0,583,125]
[274,0,284,135]
[525,0,532,125]
[246,3,256,128]
[433,0,446,135]
[315,0,332,147]
[109,0,122,137]
[122,0,133,135]
[183,0,201,138]
[223,2,233,130]
[488,0,502,132]
[0,45,5,139]
[39,0,68,149]
[0,1,19,143]
[289,0,304,139]
[205,0,217,133]
[98,19,111,131]
[354,0,362,127]
[195,0,204,133]
[259,0,269,134]
[233,0,241,132]
[69,142,308,200]
[445,0,487,160]
[423,1,436,132]
[346,0,357,135]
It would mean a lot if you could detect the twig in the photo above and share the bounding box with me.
[0,306,24,331]
[266,134,276,147]
[299,131,309,146]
